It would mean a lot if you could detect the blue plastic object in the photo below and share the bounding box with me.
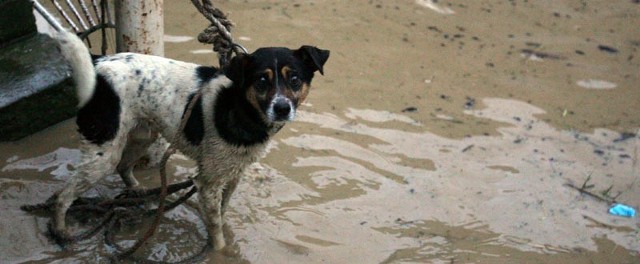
[608,204,636,218]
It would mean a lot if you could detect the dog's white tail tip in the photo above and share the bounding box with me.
[53,30,96,107]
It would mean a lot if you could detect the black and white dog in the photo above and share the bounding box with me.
[51,30,329,250]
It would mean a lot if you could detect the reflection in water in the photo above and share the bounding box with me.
[231,98,638,262]
[415,0,456,15]
[576,79,618,90]
[2,147,80,180]
[0,98,638,263]
[164,34,194,43]
[283,98,638,254]
[345,107,422,125]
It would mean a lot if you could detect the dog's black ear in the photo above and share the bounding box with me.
[225,53,251,87]
[295,46,330,75]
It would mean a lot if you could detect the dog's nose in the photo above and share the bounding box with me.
[273,99,291,118]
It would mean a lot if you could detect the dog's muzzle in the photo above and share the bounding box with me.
[269,97,295,122]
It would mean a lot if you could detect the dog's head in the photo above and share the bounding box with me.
[225,46,330,125]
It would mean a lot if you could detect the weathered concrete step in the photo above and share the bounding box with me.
[0,33,76,141]
[0,0,37,43]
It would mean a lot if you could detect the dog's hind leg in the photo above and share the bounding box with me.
[53,134,129,239]
[116,122,158,188]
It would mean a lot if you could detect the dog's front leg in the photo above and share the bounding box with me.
[195,177,226,250]
[221,176,240,217]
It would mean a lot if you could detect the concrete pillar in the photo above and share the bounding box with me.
[114,0,164,56]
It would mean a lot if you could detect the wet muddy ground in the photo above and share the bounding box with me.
[2,0,639,263]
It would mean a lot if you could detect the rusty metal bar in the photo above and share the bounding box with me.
[114,0,164,55]
[63,0,89,30]
[51,0,79,32]
[77,0,96,27]
[90,0,100,23]
[32,0,64,32]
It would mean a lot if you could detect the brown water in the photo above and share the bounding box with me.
[2,0,639,263]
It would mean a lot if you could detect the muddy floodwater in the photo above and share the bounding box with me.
[2,0,639,263]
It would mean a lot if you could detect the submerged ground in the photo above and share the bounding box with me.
[1,0,639,263]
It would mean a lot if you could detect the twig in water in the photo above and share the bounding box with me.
[565,175,619,204]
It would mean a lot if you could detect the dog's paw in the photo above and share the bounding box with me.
[47,222,74,246]
[213,233,226,251]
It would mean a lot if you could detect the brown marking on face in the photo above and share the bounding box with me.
[280,66,292,78]
[296,83,311,105]
[264,69,282,112]
[261,69,277,99]
[280,66,292,97]
[280,66,311,106]
[245,86,268,122]
[264,69,274,82]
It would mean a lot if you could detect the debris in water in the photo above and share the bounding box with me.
[613,132,637,143]
[597,45,618,54]
[402,106,418,113]
[464,97,476,109]
[609,204,636,218]
[520,49,566,60]
[461,145,474,152]
[525,42,541,48]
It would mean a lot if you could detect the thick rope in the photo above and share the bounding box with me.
[190,0,247,67]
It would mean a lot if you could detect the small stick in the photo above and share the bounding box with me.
[565,175,618,204]
[564,183,614,204]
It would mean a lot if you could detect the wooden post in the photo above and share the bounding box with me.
[114,0,164,56]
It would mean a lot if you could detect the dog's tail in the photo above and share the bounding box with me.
[53,30,96,107]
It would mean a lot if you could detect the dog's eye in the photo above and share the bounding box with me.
[258,76,270,86]
[289,74,302,90]
[255,76,270,93]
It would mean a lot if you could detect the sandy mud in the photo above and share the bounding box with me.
[1,0,639,263]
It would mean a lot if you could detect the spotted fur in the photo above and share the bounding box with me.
[50,30,329,250]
